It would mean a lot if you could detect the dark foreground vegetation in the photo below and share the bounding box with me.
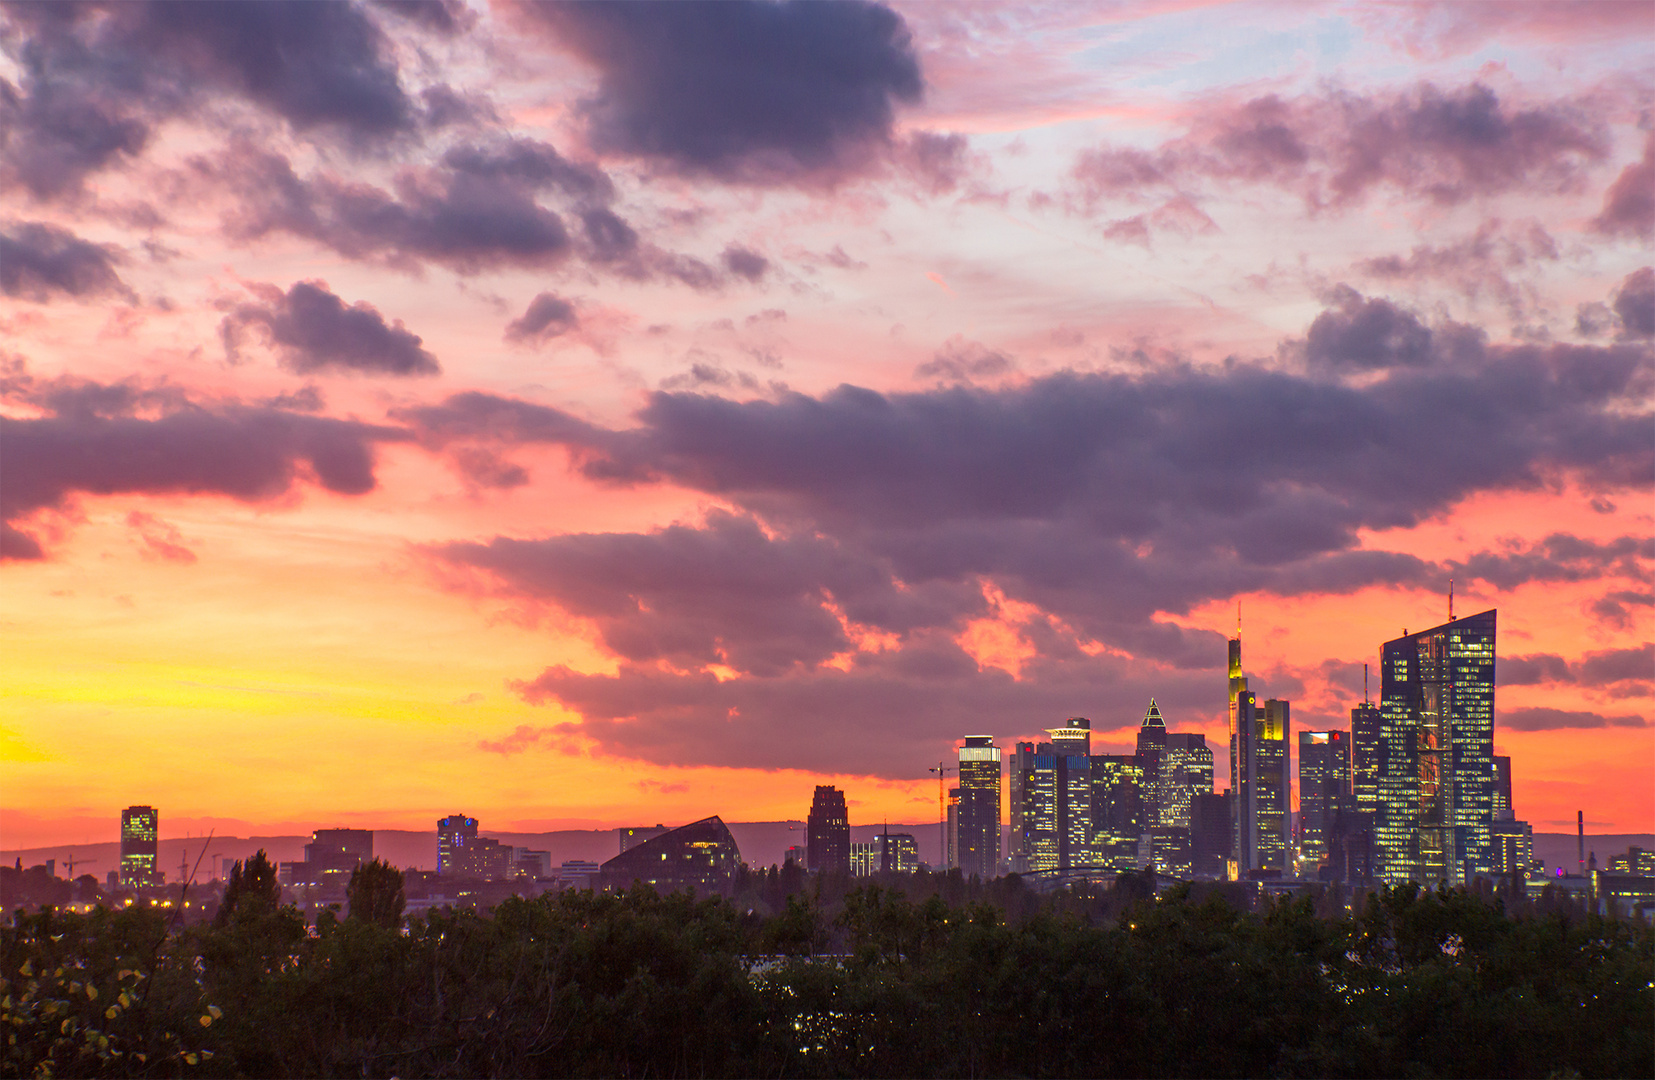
[3,865,1650,1079]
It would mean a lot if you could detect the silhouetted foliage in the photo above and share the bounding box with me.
[2,878,1648,1077]
[346,858,405,929]
[215,850,280,928]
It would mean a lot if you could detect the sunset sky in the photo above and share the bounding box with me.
[2,0,1652,852]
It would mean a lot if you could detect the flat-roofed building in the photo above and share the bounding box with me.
[120,806,159,888]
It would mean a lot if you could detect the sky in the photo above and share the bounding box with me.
[2,0,1652,852]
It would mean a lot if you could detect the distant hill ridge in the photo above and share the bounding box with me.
[2,821,953,877]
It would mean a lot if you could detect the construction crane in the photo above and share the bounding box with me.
[61,854,97,878]
[928,762,954,871]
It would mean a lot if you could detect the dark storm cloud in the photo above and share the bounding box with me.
[219,143,578,274]
[1500,644,1654,692]
[1073,82,1608,212]
[1449,534,1655,590]
[0,221,133,301]
[215,142,730,285]
[1593,131,1654,241]
[1501,707,1647,732]
[0,0,420,199]
[1612,267,1655,339]
[418,290,1651,772]
[522,0,923,184]
[1303,287,1437,371]
[220,280,440,377]
[436,510,969,678]
[504,292,579,344]
[505,644,1215,773]
[0,376,403,560]
[721,245,769,282]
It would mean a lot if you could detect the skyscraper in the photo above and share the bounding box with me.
[1376,609,1497,885]
[1351,696,1382,815]
[956,736,1002,878]
[1229,634,1292,877]
[1136,700,1167,822]
[1048,718,1094,868]
[1298,730,1350,870]
[437,814,477,876]
[1089,754,1144,870]
[1159,732,1214,830]
[806,786,850,875]
[1009,741,1058,872]
[120,806,159,888]
[1492,756,1514,821]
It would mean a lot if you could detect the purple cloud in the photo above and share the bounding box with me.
[1,376,402,560]
[220,280,439,377]
[0,221,133,302]
[520,0,923,186]
[1074,82,1608,212]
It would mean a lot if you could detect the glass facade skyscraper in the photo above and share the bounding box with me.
[1009,741,1058,872]
[1350,700,1382,815]
[956,736,1002,878]
[1229,634,1291,877]
[1088,754,1144,870]
[1298,730,1350,870]
[1376,610,1497,886]
[120,805,159,887]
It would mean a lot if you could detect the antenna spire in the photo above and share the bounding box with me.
[1448,578,1454,622]
[1364,662,1369,705]
[1236,599,1241,638]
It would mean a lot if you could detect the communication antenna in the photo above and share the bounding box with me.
[1363,663,1370,706]
[1449,578,1454,622]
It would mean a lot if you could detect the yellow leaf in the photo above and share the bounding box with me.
[207,1005,222,1019]
[199,1015,212,1027]
[184,1052,198,1065]
[116,970,132,981]
[85,985,97,1001]
[18,962,30,977]
[105,1006,118,1020]
[119,992,131,1008]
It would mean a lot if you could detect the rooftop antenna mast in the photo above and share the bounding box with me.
[1449,578,1454,622]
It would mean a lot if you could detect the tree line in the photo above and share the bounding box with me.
[2,851,1649,1078]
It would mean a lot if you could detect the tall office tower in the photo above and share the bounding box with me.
[1298,731,1351,870]
[1159,733,1215,830]
[120,806,159,887]
[807,786,850,875]
[1089,754,1144,870]
[1351,699,1383,814]
[1136,701,1168,821]
[437,814,478,875]
[1492,756,1514,820]
[945,787,959,869]
[1009,741,1058,872]
[1047,718,1094,868]
[1377,609,1496,885]
[956,736,1002,878]
[1229,633,1292,876]
[1190,790,1232,879]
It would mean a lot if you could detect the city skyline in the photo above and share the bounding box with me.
[2,1,1652,849]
